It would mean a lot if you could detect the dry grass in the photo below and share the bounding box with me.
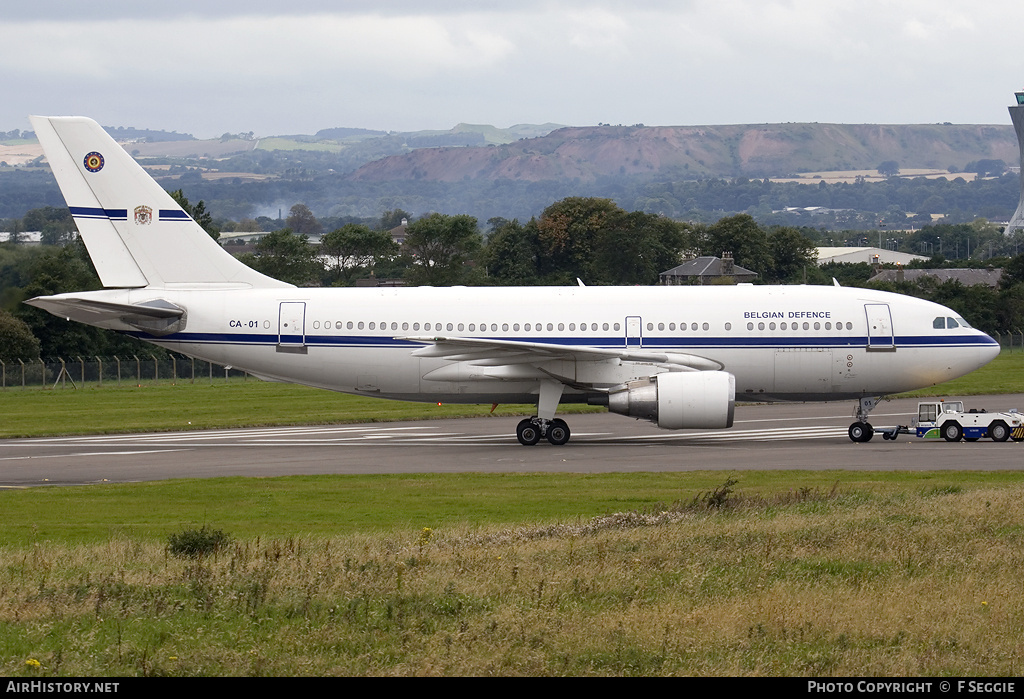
[3,484,1024,676]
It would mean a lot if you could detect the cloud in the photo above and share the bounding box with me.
[3,1,1024,135]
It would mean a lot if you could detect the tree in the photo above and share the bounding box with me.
[380,209,412,231]
[483,219,541,285]
[286,203,323,238]
[535,197,624,283]
[765,226,818,283]
[699,214,773,279]
[237,229,320,286]
[320,224,399,285]
[169,189,219,240]
[877,161,900,178]
[593,212,689,285]
[403,213,482,286]
[0,309,40,360]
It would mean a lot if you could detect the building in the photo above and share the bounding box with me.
[659,253,758,285]
[867,267,1003,288]
[1007,87,1024,236]
[815,247,927,266]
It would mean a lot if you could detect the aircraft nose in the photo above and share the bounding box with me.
[979,333,1000,365]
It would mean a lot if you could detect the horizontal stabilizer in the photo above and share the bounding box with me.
[26,294,186,336]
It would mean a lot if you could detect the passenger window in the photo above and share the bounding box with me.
[758,322,765,330]
[725,322,732,331]
[347,321,354,330]
[369,322,375,330]
[747,322,754,330]
[781,322,787,330]
[468,323,474,331]
[702,322,709,331]
[546,323,553,331]
[769,322,776,330]
[569,323,576,331]
[448,323,455,331]
[458,323,464,331]
[603,323,609,331]
[647,323,654,331]
[613,323,620,331]
[691,323,698,331]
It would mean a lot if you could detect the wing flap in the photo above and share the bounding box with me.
[402,336,723,371]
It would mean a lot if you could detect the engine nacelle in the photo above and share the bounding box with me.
[607,371,735,429]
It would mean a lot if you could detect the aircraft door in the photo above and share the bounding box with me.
[278,301,308,353]
[625,316,642,348]
[865,303,895,351]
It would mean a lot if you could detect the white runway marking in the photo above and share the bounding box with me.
[5,424,853,450]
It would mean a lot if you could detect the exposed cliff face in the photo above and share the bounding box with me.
[348,123,1018,182]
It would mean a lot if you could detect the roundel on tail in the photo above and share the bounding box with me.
[83,151,104,173]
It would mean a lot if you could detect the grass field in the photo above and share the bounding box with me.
[4,474,1024,676]
[3,353,1024,675]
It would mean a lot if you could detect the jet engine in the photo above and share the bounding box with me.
[607,371,735,429]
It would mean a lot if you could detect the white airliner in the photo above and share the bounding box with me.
[25,116,1000,445]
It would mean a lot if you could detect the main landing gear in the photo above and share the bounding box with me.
[515,378,572,446]
[848,396,882,443]
[516,417,571,446]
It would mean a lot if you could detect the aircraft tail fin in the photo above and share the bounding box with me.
[29,115,290,289]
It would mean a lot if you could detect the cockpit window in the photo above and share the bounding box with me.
[946,317,959,328]
[933,317,944,329]
[955,316,971,329]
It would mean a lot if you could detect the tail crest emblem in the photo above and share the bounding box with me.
[83,151,104,172]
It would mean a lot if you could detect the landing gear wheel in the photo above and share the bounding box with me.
[546,418,570,446]
[849,422,873,443]
[942,421,963,442]
[989,420,1010,442]
[516,419,541,446]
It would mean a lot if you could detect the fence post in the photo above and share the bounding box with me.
[191,357,195,385]
[19,359,25,388]
[151,353,158,382]
[78,356,85,385]
[133,355,140,383]
[115,356,121,386]
[39,358,45,388]
[171,354,177,383]
[96,356,103,387]
[1,359,4,390]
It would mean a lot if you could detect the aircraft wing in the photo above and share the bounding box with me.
[403,335,723,377]
[25,295,186,336]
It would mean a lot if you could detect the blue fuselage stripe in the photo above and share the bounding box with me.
[133,331,998,350]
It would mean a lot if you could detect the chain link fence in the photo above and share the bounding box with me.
[0,355,253,390]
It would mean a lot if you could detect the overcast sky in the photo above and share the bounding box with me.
[4,1,1024,138]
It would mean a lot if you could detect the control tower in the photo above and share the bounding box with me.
[1007,89,1024,235]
